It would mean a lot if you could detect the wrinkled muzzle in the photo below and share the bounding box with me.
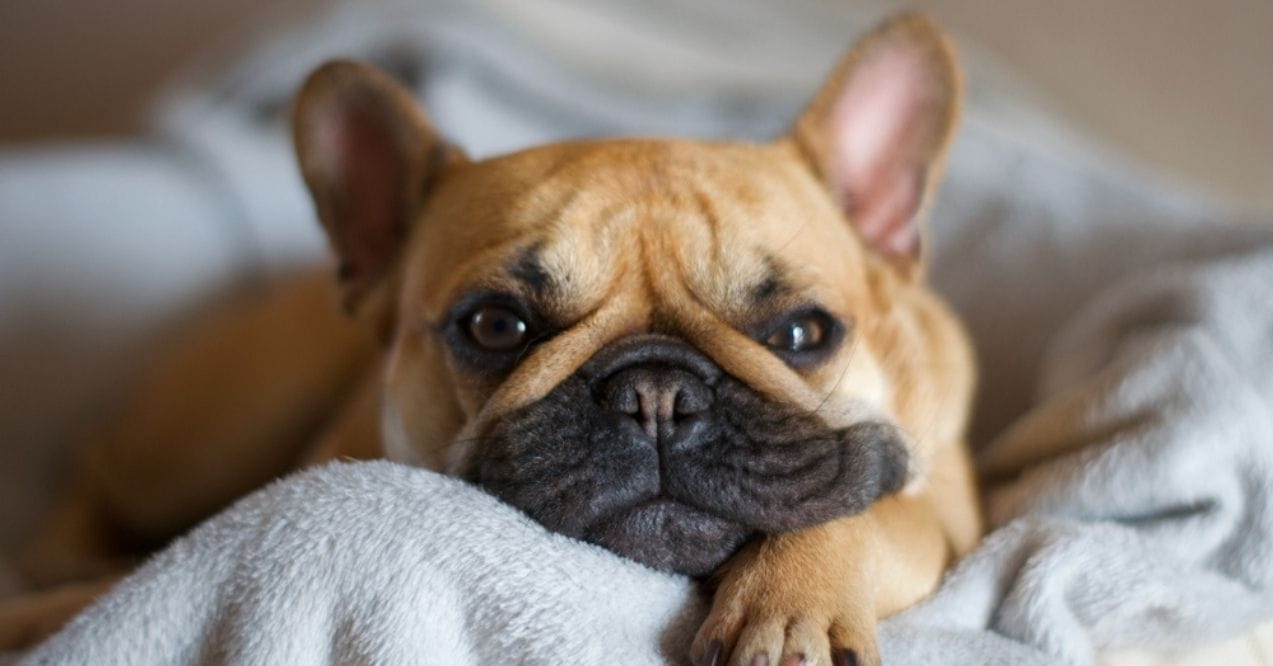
[467,334,909,576]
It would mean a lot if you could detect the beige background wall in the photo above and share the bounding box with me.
[1,0,1270,214]
[903,0,1273,216]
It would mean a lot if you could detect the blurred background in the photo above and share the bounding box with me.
[2,0,1271,214]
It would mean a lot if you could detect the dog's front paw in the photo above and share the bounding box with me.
[690,554,879,666]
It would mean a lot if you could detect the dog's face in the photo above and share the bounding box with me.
[293,16,973,576]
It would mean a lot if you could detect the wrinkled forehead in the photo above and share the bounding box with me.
[404,139,869,326]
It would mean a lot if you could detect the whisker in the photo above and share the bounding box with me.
[812,333,858,417]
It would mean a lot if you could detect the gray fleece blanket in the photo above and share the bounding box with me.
[13,0,1273,664]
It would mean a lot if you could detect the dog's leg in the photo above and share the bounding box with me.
[694,444,979,666]
[4,272,377,650]
[301,363,385,465]
[18,270,375,588]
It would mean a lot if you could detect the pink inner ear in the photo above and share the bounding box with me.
[829,44,936,258]
[314,102,406,285]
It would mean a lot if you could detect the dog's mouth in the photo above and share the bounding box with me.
[582,497,751,576]
[464,336,909,577]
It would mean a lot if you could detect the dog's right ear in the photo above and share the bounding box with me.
[293,60,464,330]
[790,13,961,280]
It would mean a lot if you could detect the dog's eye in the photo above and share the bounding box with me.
[766,314,827,353]
[466,306,529,351]
[758,309,843,367]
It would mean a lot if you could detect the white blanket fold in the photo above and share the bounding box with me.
[27,462,704,665]
[880,248,1273,665]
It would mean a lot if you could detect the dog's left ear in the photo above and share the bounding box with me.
[791,13,961,276]
[293,60,465,332]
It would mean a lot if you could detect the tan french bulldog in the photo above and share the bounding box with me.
[2,13,980,665]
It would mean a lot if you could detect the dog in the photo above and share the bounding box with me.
[1,13,980,665]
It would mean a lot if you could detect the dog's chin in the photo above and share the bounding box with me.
[583,497,753,577]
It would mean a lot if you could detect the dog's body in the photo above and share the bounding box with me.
[2,14,979,665]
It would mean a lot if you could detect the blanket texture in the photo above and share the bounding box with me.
[9,0,1273,664]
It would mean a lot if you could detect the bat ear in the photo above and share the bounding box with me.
[292,59,465,325]
[791,13,962,276]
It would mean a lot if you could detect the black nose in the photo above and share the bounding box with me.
[601,367,712,439]
[583,335,719,442]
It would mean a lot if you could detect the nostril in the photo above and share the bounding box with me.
[610,386,641,415]
[674,381,712,415]
[598,370,653,417]
[598,367,713,438]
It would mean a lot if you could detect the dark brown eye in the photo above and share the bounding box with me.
[766,315,826,352]
[466,306,528,351]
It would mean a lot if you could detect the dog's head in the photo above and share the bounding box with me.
[292,14,973,576]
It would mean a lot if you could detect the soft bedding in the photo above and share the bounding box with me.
[3,0,1272,663]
